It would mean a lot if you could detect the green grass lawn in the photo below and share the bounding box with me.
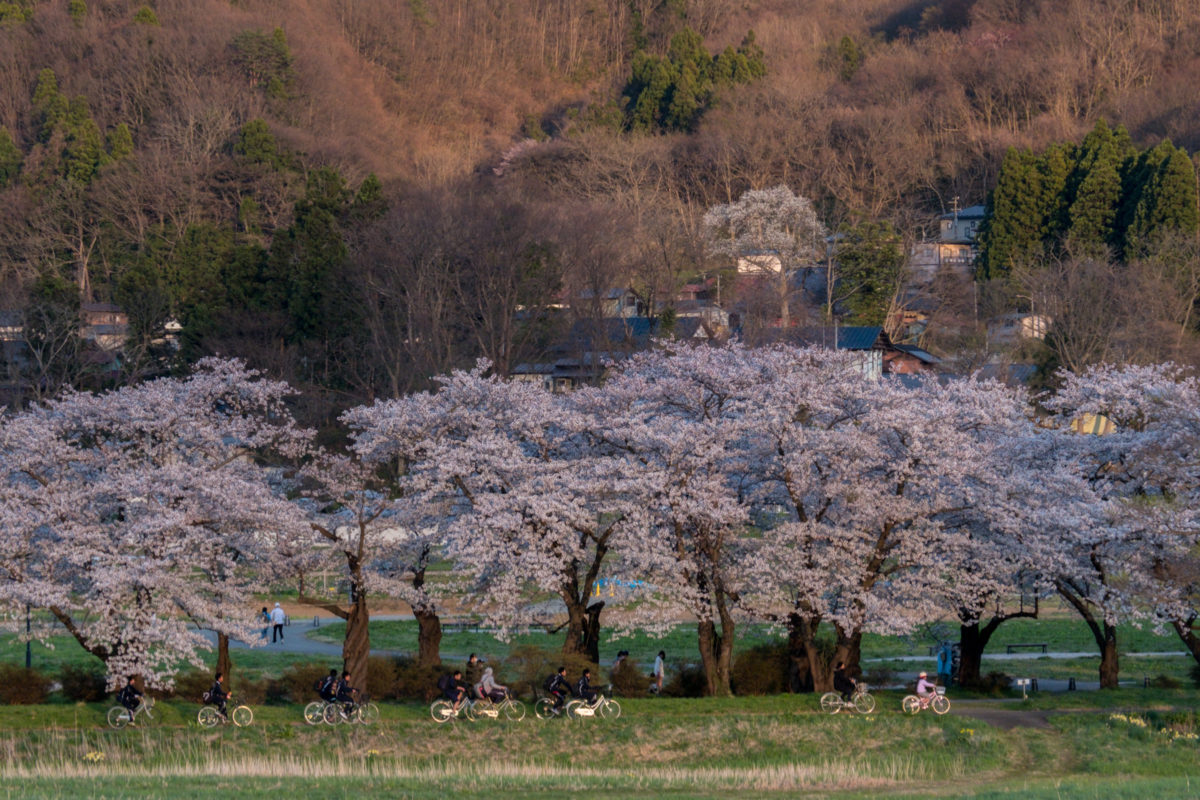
[0,692,1198,799]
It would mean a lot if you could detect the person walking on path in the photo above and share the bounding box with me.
[652,651,665,694]
[259,607,270,641]
[270,603,286,643]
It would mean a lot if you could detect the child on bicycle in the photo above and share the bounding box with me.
[916,671,937,705]
[117,676,142,724]
[335,671,358,717]
[575,668,597,704]
[317,669,338,702]
[544,666,569,714]
[208,672,231,721]
[833,661,856,702]
[475,666,507,703]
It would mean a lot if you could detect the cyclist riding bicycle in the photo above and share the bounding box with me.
[833,661,856,702]
[916,671,937,705]
[575,668,597,704]
[544,666,569,714]
[335,671,358,717]
[475,666,507,703]
[437,669,468,711]
[316,669,338,702]
[117,675,142,724]
[206,672,231,721]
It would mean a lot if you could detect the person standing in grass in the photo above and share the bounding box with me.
[652,651,665,694]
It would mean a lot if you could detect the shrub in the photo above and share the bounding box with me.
[862,666,896,690]
[1149,673,1182,689]
[664,664,706,698]
[233,677,270,705]
[977,671,1013,696]
[364,656,399,701]
[610,658,648,698]
[171,670,212,703]
[393,658,444,702]
[501,645,595,701]
[0,666,51,704]
[731,643,790,695]
[59,665,107,702]
[266,663,330,705]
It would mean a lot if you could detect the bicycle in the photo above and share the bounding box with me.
[819,684,876,714]
[472,689,526,721]
[430,696,477,723]
[534,691,570,720]
[107,696,155,728]
[902,685,950,715]
[566,690,621,719]
[198,701,254,728]
[304,699,333,725]
[323,695,379,725]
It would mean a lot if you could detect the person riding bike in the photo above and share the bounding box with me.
[833,661,857,703]
[575,668,598,704]
[208,672,231,721]
[335,671,358,717]
[117,675,142,724]
[916,671,937,706]
[544,666,569,714]
[438,669,468,712]
[475,666,507,703]
[317,669,338,702]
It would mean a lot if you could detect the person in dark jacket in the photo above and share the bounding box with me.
[546,666,569,713]
[117,675,143,724]
[575,668,597,704]
[209,672,231,720]
[833,662,856,702]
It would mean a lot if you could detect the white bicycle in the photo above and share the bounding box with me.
[902,685,950,715]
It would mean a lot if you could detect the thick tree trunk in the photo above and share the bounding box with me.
[697,618,732,696]
[1098,625,1119,689]
[216,632,232,687]
[789,613,859,692]
[414,607,442,668]
[343,590,370,691]
[561,595,604,664]
[958,607,1038,687]
[582,601,604,664]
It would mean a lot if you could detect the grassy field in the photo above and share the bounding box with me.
[0,692,1198,799]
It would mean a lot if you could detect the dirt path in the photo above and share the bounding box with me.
[953,702,1054,730]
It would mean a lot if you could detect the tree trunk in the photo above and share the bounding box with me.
[1171,618,1200,666]
[560,594,604,664]
[582,601,604,664]
[414,607,442,668]
[697,618,733,696]
[1098,624,1119,689]
[343,589,370,691]
[216,632,232,687]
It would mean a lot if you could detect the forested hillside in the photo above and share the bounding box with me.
[2,0,1200,419]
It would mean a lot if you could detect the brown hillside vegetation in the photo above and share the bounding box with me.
[1,1,1198,203]
[2,0,1200,410]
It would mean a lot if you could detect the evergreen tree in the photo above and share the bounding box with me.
[1064,121,1130,257]
[978,148,1046,279]
[1124,143,1198,256]
[0,126,20,187]
[836,220,904,324]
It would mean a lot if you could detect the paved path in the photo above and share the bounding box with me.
[197,614,414,658]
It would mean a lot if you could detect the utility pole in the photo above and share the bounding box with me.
[25,604,31,669]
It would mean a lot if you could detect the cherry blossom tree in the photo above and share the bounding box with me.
[703,186,825,327]
[290,447,452,681]
[349,366,644,663]
[1037,364,1200,684]
[730,346,1030,691]
[590,344,762,696]
[0,359,309,688]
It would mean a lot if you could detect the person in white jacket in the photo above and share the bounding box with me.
[270,603,286,643]
[475,666,507,703]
